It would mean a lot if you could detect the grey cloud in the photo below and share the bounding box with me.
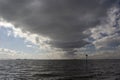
[0,0,117,53]
[93,34,120,49]
[48,40,89,49]
[89,49,120,59]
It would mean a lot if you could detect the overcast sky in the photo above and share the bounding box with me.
[0,0,120,59]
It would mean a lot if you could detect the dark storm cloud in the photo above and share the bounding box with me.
[0,0,117,53]
[48,40,88,49]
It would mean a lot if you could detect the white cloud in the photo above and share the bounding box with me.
[75,6,120,59]
[0,19,70,59]
[0,18,59,54]
[26,44,33,48]
[84,7,120,50]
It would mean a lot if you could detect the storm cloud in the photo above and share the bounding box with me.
[0,0,118,54]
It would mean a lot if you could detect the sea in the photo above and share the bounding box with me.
[0,59,120,80]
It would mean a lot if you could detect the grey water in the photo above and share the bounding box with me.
[0,59,120,80]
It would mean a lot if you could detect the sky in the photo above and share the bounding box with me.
[0,0,120,59]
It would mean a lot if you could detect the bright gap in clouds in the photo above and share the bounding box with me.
[0,18,65,59]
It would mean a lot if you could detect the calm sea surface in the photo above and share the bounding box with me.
[0,59,120,80]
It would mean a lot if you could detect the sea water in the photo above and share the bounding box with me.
[0,59,119,80]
